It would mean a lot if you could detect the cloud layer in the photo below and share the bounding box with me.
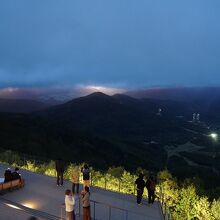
[0,0,220,90]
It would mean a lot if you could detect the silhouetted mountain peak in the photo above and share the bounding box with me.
[112,93,135,99]
[112,94,140,105]
[86,92,110,98]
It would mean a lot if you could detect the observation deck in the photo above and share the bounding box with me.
[0,164,164,220]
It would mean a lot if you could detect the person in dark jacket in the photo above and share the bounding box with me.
[4,168,12,182]
[146,175,156,204]
[81,164,90,188]
[12,167,21,180]
[135,173,145,205]
[56,158,64,186]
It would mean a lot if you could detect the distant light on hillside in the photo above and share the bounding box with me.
[210,133,218,140]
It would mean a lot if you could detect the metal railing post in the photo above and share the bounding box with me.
[60,206,63,220]
[93,201,96,220]
[78,196,81,217]
[165,203,167,220]
[108,207,111,220]
[168,211,172,220]
[125,210,128,220]
[162,192,164,212]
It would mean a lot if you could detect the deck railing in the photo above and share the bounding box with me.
[60,197,156,220]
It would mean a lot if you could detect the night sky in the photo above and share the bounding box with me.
[0,0,220,98]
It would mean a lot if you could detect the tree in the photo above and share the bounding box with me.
[157,170,179,209]
[174,185,198,220]
[195,197,212,220]
[108,166,124,179]
[211,199,220,220]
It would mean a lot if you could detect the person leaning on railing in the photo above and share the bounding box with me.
[81,186,91,220]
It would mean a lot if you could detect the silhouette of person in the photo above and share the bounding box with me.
[4,168,12,182]
[146,175,156,204]
[56,158,64,186]
[81,164,90,188]
[135,173,145,205]
[12,167,21,180]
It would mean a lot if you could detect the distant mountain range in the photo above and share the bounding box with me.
[125,87,220,101]
[126,87,220,116]
[35,92,195,134]
[0,99,51,113]
[0,90,218,173]
[1,87,220,117]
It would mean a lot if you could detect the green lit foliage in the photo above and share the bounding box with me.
[173,185,198,220]
[194,197,212,220]
[44,160,56,176]
[22,160,38,172]
[183,177,205,197]
[90,170,105,187]
[107,166,124,179]
[64,163,76,180]
[211,199,220,220]
[106,167,124,192]
[120,171,136,194]
[105,173,119,191]
[157,170,179,209]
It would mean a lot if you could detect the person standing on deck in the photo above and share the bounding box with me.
[81,164,90,188]
[71,166,80,194]
[135,173,145,205]
[81,186,91,220]
[146,175,156,204]
[65,189,76,220]
[56,158,64,186]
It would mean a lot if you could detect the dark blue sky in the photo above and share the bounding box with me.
[0,0,220,95]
